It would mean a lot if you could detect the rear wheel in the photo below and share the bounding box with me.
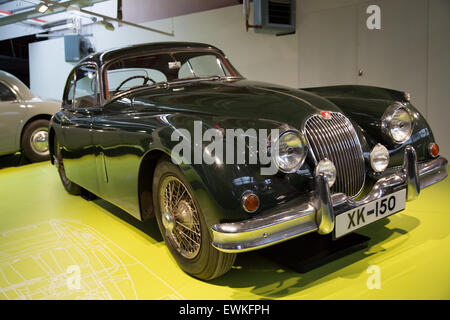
[21,119,50,163]
[152,157,236,280]
[54,136,81,195]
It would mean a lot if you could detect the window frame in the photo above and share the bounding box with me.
[63,62,100,110]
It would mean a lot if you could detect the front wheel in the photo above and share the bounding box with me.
[21,119,50,162]
[152,157,236,280]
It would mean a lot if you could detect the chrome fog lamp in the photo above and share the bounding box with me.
[370,144,390,172]
[272,130,307,173]
[382,105,413,143]
[315,159,336,188]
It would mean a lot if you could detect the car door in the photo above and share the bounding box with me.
[59,63,101,195]
[90,63,168,218]
[91,97,143,216]
[0,81,24,156]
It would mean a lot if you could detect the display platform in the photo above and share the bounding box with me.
[0,161,449,300]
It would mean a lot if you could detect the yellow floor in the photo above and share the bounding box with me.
[0,161,449,300]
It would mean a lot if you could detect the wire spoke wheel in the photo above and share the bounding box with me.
[159,175,201,259]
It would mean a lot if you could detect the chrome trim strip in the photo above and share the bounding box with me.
[211,151,447,253]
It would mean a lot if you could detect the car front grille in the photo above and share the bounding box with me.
[304,113,365,197]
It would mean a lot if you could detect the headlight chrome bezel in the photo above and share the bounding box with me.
[271,129,308,174]
[381,103,414,144]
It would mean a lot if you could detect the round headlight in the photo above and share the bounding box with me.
[272,130,307,173]
[315,159,336,188]
[370,144,390,172]
[382,105,413,143]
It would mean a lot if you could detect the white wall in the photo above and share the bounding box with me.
[427,0,450,160]
[297,0,450,159]
[29,37,75,100]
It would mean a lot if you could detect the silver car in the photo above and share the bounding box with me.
[0,70,60,162]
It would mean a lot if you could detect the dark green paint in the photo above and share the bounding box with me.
[50,43,437,230]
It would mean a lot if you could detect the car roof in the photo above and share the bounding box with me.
[79,42,224,66]
[0,70,34,100]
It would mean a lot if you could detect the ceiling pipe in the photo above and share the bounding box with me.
[36,33,93,37]
[0,0,108,26]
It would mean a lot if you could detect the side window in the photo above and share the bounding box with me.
[0,82,16,102]
[73,65,98,109]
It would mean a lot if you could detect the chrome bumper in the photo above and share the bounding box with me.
[211,147,448,253]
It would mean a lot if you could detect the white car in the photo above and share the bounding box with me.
[0,70,61,162]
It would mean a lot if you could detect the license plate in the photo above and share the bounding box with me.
[334,189,406,238]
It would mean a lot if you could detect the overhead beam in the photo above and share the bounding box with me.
[0,0,108,26]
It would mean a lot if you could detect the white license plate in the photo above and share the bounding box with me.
[334,189,406,238]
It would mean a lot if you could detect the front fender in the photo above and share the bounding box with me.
[152,113,314,227]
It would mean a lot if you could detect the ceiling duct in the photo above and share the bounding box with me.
[41,18,72,29]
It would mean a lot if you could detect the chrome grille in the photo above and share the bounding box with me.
[304,113,365,197]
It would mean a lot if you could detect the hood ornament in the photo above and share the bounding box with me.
[321,111,332,119]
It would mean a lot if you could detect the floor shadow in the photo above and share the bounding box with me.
[84,192,423,299]
[0,153,30,169]
[92,198,163,243]
[208,214,421,299]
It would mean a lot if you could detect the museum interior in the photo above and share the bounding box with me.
[0,0,449,300]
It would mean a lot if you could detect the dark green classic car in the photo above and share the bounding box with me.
[49,42,447,280]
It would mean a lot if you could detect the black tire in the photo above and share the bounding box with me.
[21,119,51,163]
[152,156,236,280]
[54,135,81,195]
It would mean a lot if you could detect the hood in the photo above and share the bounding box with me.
[131,79,341,129]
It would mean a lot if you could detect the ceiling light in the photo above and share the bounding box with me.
[36,2,53,14]
[98,20,115,31]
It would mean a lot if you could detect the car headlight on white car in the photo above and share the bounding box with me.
[272,130,307,173]
[381,104,414,144]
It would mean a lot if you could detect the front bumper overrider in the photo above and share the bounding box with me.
[211,146,448,253]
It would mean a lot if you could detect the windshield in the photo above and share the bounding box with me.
[104,50,241,99]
